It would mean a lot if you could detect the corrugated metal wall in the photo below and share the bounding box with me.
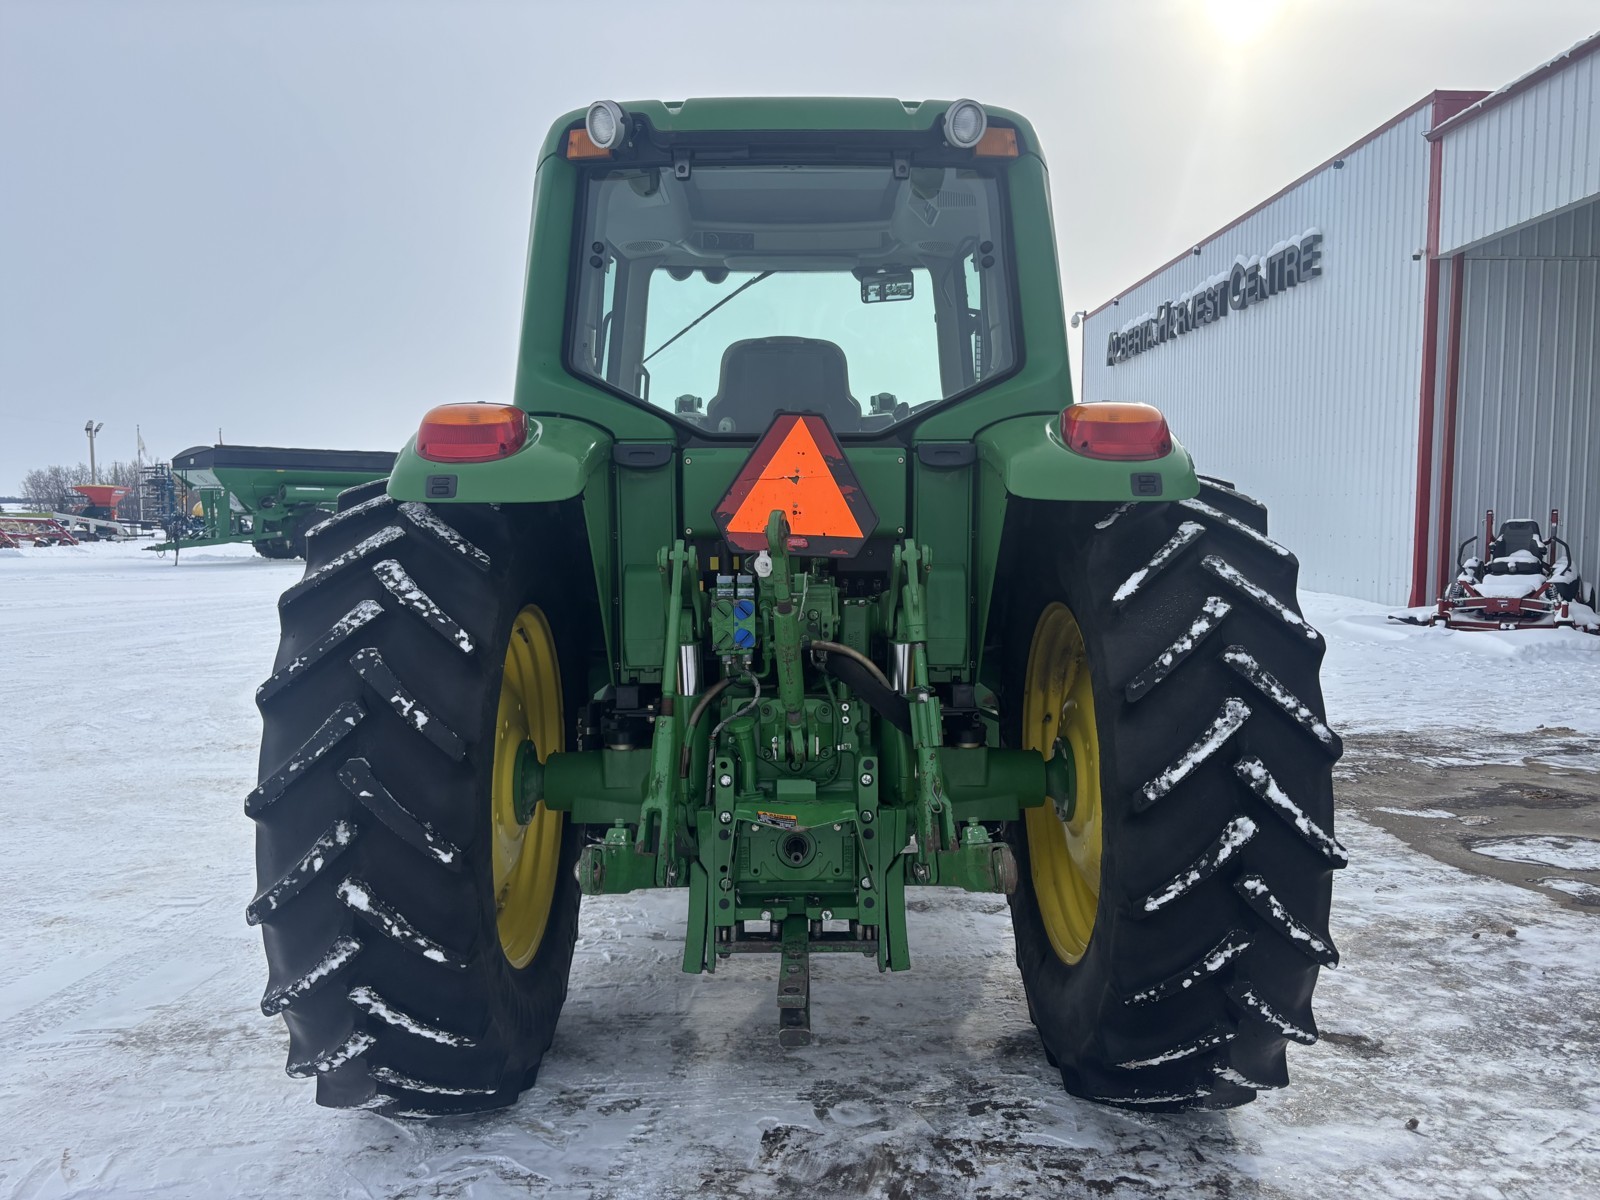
[1438,44,1600,255]
[1448,199,1599,598]
[1082,107,1433,603]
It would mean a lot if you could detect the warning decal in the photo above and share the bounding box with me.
[712,413,878,557]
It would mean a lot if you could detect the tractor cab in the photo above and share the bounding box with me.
[565,144,1018,438]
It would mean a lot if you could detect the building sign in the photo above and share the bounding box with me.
[1106,229,1324,366]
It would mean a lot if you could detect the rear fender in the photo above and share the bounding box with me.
[970,415,1200,686]
[386,416,613,504]
[386,416,618,684]
[974,414,1199,503]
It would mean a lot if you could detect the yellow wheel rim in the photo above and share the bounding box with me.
[491,606,565,969]
[1021,603,1103,965]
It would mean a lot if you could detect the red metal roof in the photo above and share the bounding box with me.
[1085,90,1487,320]
[1426,29,1600,141]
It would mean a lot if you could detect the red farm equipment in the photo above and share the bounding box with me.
[1396,509,1598,634]
[0,514,81,547]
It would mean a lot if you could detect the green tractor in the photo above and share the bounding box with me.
[249,98,1344,1115]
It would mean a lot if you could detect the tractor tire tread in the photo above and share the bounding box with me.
[349,648,467,761]
[1193,477,1269,532]
[1006,477,1341,1111]
[246,700,366,816]
[251,498,584,1113]
[1179,496,1295,562]
[1112,521,1205,608]
[333,478,393,514]
[1234,874,1339,965]
[371,558,476,653]
[246,819,357,926]
[398,501,493,571]
[337,757,465,869]
[335,875,467,967]
[1124,596,1231,703]
[256,601,386,704]
[287,1030,377,1079]
[279,526,406,609]
[349,986,476,1046]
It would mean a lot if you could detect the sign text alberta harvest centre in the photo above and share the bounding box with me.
[1106,230,1324,367]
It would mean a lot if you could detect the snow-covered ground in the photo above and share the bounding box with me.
[2,542,1598,1199]
[1303,591,1600,742]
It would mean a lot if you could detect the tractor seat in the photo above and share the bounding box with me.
[704,337,862,434]
[1485,520,1546,574]
[1484,550,1547,576]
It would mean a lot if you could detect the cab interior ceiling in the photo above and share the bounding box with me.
[597,166,993,272]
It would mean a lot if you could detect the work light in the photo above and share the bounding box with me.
[585,101,627,151]
[943,99,987,149]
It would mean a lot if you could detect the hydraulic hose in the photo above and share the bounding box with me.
[806,639,895,692]
[686,676,735,735]
[679,675,736,779]
[806,639,911,738]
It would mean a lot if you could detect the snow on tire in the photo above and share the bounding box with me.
[1004,479,1344,1111]
[249,490,588,1114]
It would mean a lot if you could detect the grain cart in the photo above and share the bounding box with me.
[251,99,1344,1116]
[152,444,396,559]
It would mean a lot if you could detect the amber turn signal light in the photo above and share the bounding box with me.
[974,127,1019,157]
[417,403,529,463]
[565,128,612,160]
[1060,402,1172,461]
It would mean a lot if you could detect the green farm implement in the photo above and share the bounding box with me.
[153,444,395,559]
[250,99,1344,1116]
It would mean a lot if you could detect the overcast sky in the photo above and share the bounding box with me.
[2,0,1596,492]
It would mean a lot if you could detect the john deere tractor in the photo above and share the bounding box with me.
[250,99,1344,1115]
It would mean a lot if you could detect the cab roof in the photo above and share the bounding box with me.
[537,98,1042,165]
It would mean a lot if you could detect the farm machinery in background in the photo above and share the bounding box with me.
[0,485,135,546]
[148,444,396,560]
[1392,508,1599,634]
[60,485,135,540]
[0,513,81,548]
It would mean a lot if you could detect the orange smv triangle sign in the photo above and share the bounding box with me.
[714,413,877,557]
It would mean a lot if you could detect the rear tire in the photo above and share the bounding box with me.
[249,493,588,1114]
[1003,480,1345,1111]
[254,537,297,560]
[289,509,329,559]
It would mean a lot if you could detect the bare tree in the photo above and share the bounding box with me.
[19,464,82,511]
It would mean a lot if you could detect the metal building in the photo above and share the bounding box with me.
[1083,32,1599,607]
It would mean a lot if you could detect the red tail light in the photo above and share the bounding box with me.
[417,403,529,463]
[1061,403,1172,461]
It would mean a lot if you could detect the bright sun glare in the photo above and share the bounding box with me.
[1203,0,1289,46]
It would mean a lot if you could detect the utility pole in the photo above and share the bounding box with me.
[1069,312,1088,403]
[85,420,104,483]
